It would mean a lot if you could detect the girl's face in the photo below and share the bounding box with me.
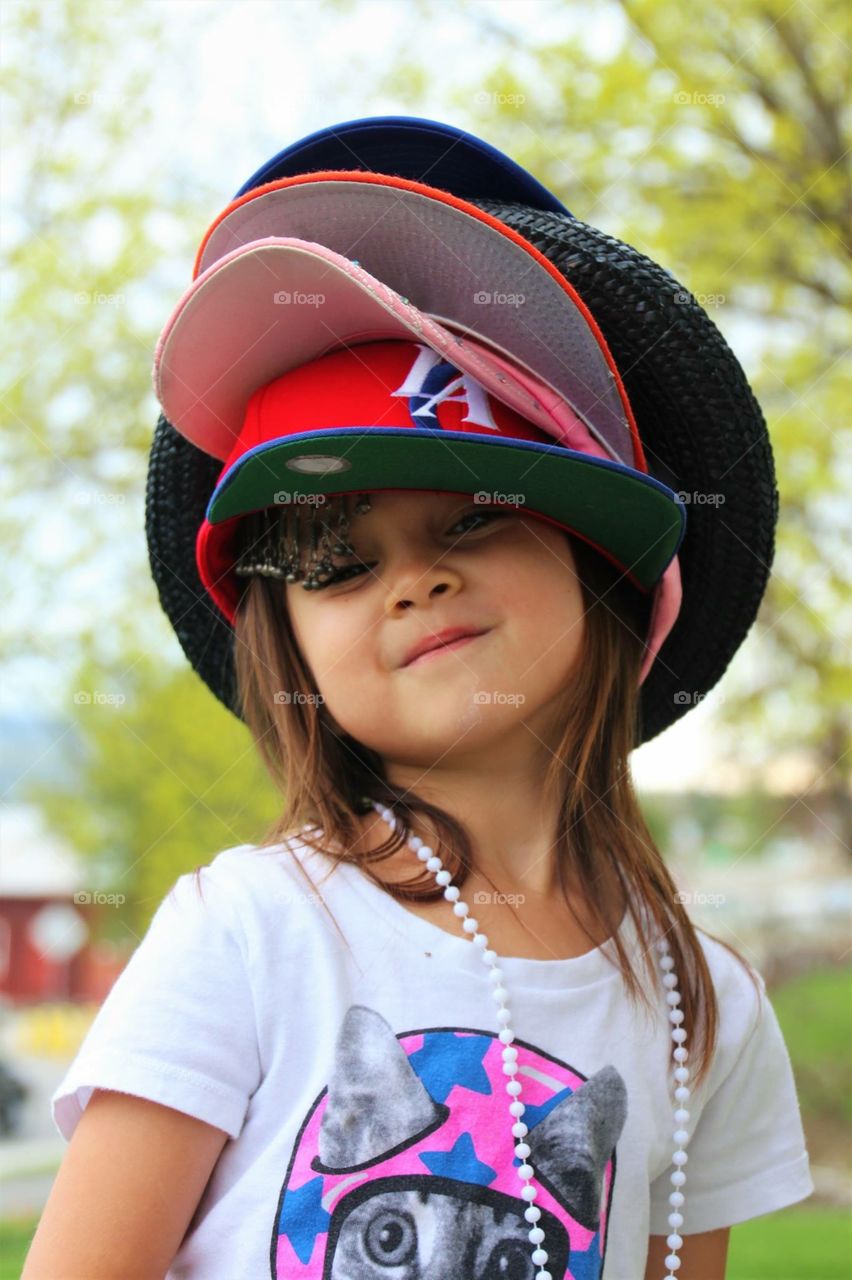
[284,490,586,767]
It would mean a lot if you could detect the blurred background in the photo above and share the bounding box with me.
[1,0,849,1275]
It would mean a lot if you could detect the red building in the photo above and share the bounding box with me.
[0,805,128,1006]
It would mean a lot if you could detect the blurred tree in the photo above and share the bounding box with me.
[377,0,852,850]
[1,0,271,912]
[24,650,281,939]
[1,0,212,680]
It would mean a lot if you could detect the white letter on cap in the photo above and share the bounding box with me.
[391,343,499,431]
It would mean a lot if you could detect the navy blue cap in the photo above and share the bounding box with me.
[234,114,572,216]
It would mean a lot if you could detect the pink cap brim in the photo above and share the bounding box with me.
[154,236,611,465]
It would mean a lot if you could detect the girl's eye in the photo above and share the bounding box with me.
[320,508,507,589]
[447,507,505,536]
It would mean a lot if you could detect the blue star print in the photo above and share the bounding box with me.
[278,1175,330,1264]
[419,1130,497,1187]
[408,1032,492,1102]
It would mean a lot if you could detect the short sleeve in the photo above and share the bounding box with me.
[649,970,814,1234]
[51,863,262,1144]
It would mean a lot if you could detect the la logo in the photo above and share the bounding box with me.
[391,343,499,432]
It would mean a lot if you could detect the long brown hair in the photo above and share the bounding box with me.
[231,519,761,1093]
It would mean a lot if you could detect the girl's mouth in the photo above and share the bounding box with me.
[404,631,490,668]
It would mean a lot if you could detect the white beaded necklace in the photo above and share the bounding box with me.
[370,800,691,1279]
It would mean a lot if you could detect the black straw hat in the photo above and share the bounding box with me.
[145,193,777,746]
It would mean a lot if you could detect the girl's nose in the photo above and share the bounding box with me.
[384,557,464,613]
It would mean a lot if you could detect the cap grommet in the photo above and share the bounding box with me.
[286,455,352,474]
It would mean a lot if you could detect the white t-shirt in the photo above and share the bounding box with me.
[51,832,813,1279]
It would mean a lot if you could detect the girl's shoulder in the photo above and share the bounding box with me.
[689,922,771,1082]
[692,923,766,1004]
[180,825,340,917]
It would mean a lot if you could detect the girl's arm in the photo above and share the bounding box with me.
[22,1087,229,1280]
[644,1227,730,1279]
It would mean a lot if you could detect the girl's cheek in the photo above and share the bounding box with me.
[325,611,370,667]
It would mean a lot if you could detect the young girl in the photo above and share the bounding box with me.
[25,120,813,1280]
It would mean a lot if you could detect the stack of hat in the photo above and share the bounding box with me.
[146,115,778,745]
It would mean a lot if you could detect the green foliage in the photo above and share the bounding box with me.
[641,788,792,856]
[23,650,281,940]
[0,1217,39,1280]
[1,0,210,673]
[772,967,852,1124]
[728,1204,852,1278]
